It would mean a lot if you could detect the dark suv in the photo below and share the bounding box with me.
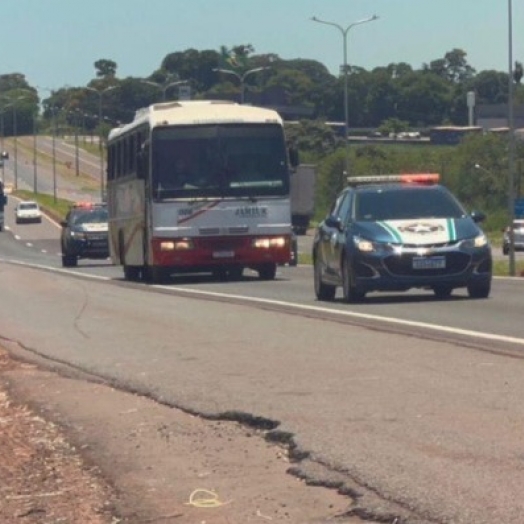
[60,203,109,267]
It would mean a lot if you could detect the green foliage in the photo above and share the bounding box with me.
[312,133,519,226]
[284,120,339,159]
[94,59,117,78]
[378,118,409,135]
[446,133,509,210]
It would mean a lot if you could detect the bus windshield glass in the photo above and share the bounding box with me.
[151,124,289,199]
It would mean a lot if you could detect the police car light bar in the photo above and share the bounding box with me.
[347,173,440,186]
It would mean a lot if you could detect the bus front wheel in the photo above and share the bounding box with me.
[123,265,141,281]
[144,265,171,284]
[257,263,277,281]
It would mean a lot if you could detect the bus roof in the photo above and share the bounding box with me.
[108,100,284,141]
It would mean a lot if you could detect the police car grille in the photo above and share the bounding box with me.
[86,234,107,241]
[384,252,470,276]
[399,241,456,249]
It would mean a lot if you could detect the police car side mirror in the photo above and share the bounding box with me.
[470,210,486,223]
[325,215,343,231]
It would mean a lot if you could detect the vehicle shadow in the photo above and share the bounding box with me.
[332,292,470,305]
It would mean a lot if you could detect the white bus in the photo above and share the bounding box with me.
[106,100,297,283]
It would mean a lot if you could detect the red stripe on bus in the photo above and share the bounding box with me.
[178,199,222,225]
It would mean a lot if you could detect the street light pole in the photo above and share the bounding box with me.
[33,110,38,193]
[13,104,18,190]
[311,14,379,181]
[51,107,57,203]
[213,67,269,104]
[141,79,188,101]
[508,0,517,276]
[86,85,119,201]
[0,103,10,183]
[9,91,33,191]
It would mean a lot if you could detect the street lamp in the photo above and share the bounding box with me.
[86,85,120,201]
[311,14,379,180]
[50,107,58,203]
[213,67,269,104]
[33,109,38,193]
[12,94,32,190]
[508,0,517,276]
[141,79,188,101]
[474,163,491,175]
[0,102,11,183]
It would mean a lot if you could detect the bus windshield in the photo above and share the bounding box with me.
[151,124,289,199]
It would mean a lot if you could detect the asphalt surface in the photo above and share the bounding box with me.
[3,137,524,522]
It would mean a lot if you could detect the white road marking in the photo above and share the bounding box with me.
[3,258,524,349]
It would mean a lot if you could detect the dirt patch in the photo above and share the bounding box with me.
[0,346,377,523]
[0,349,116,523]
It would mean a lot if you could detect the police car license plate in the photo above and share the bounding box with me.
[412,256,445,269]
[213,250,234,259]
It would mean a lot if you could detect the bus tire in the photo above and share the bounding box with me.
[62,254,78,267]
[118,230,126,266]
[144,266,170,284]
[123,265,141,281]
[257,263,277,281]
[212,267,228,281]
[228,266,244,280]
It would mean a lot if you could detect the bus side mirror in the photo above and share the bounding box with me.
[137,142,149,180]
[288,146,299,169]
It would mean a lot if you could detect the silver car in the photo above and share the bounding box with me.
[502,219,524,254]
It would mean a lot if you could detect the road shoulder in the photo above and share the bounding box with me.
[0,346,363,523]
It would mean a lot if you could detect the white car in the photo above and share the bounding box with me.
[15,201,42,224]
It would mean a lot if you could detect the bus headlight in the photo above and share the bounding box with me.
[160,239,194,251]
[253,237,287,249]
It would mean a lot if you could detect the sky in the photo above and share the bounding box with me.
[3,0,521,100]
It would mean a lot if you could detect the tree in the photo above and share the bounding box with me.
[473,70,508,104]
[365,68,400,126]
[396,71,452,125]
[94,59,117,78]
[378,117,409,136]
[284,119,338,158]
[161,48,220,92]
[424,49,475,84]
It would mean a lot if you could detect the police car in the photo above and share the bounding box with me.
[313,174,492,302]
[60,202,109,267]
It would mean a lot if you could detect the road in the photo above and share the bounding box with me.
[3,138,524,523]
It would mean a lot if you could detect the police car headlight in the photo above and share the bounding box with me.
[461,234,488,249]
[354,237,374,252]
[354,236,393,253]
[253,237,287,249]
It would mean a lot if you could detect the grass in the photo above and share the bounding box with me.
[12,189,73,222]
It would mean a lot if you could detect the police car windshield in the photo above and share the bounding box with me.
[72,208,108,225]
[355,187,466,221]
